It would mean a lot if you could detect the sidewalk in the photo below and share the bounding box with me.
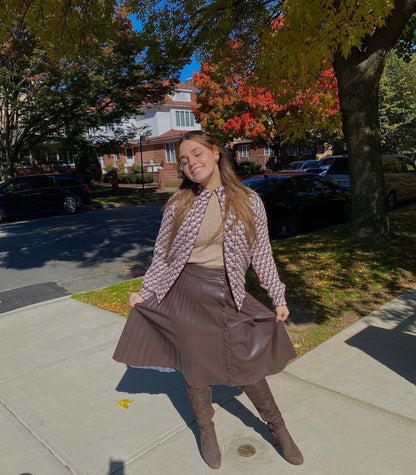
[1,290,415,475]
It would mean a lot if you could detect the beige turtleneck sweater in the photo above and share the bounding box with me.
[188,194,224,267]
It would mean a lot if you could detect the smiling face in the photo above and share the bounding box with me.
[178,139,222,189]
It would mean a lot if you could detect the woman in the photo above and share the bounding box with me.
[113,131,303,469]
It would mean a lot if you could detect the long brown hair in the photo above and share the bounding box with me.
[166,131,257,252]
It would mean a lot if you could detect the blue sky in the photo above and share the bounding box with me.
[179,58,201,82]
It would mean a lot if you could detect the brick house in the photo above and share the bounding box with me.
[97,80,201,190]
[232,139,277,171]
[13,139,77,178]
[232,139,318,171]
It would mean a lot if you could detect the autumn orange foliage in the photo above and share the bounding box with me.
[193,59,340,144]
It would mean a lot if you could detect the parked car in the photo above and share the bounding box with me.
[325,154,416,209]
[383,155,416,209]
[322,155,352,188]
[305,155,339,175]
[280,159,319,172]
[242,172,351,238]
[0,174,91,222]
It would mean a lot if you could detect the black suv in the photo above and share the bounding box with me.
[0,174,91,222]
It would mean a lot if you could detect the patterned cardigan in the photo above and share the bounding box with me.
[138,185,286,311]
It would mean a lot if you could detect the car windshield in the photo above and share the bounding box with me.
[242,177,286,195]
[328,156,349,174]
[0,179,13,192]
[286,161,303,169]
[303,160,318,167]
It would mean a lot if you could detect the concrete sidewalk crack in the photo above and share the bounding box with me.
[281,369,416,424]
[0,399,79,474]
[0,337,120,384]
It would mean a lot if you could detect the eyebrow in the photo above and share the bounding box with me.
[179,146,203,160]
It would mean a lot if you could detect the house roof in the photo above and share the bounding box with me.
[173,81,194,91]
[161,81,198,106]
[147,129,191,142]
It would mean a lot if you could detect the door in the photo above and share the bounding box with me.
[0,177,37,217]
[28,175,58,212]
[125,148,135,168]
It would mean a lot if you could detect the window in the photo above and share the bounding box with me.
[126,148,133,159]
[239,144,250,158]
[383,157,397,173]
[45,151,59,163]
[31,176,55,189]
[10,177,30,192]
[264,146,275,157]
[57,176,82,187]
[58,150,76,165]
[329,156,349,174]
[17,150,32,167]
[67,150,76,165]
[175,110,195,127]
[165,143,176,163]
[170,92,191,102]
[104,123,115,134]
[397,158,408,173]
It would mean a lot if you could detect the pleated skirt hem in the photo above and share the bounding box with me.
[113,264,297,387]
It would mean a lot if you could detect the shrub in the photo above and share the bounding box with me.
[103,172,154,184]
[129,174,139,184]
[140,172,154,184]
[104,163,121,174]
[117,173,129,183]
[131,162,144,174]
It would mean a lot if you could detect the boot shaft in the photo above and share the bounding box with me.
[243,378,282,423]
[185,383,215,428]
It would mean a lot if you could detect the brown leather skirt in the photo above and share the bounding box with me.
[113,264,297,387]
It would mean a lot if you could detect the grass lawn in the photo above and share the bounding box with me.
[89,184,173,206]
[72,202,416,356]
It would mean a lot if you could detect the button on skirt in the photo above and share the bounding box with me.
[113,264,297,387]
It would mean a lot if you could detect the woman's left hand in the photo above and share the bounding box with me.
[274,305,289,322]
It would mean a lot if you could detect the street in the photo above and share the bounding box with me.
[0,203,164,312]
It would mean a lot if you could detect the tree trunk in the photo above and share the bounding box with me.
[271,135,281,170]
[0,151,14,180]
[333,0,416,241]
[334,51,389,240]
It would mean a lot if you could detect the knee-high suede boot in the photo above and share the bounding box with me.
[243,378,304,465]
[185,383,221,469]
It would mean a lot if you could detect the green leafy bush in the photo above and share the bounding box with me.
[131,162,144,173]
[104,163,121,173]
[103,172,154,184]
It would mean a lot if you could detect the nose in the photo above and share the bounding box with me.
[188,155,198,167]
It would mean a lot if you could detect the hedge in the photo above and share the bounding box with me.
[103,172,154,184]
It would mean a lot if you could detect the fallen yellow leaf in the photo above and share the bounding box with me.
[293,343,302,348]
[118,399,134,409]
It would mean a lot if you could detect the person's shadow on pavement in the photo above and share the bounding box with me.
[346,313,416,385]
[115,366,275,456]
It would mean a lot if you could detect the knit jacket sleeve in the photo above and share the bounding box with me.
[138,195,177,300]
[249,192,287,307]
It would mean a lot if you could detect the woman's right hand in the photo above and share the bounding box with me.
[129,292,145,308]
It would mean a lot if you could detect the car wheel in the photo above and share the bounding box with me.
[63,196,78,214]
[386,191,397,211]
[272,215,300,239]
